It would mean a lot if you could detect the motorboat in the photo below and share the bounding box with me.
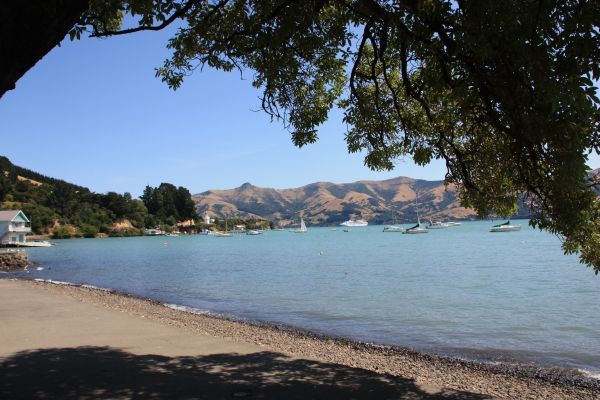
[246,230,262,235]
[445,221,462,227]
[340,219,368,227]
[490,220,521,232]
[426,220,449,229]
[13,241,53,247]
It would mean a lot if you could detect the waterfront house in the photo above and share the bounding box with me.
[0,210,32,245]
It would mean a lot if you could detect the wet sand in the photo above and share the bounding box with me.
[0,279,597,399]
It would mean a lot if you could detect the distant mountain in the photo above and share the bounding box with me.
[193,177,482,226]
[196,168,600,226]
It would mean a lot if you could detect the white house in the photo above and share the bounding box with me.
[0,210,32,245]
[204,211,214,224]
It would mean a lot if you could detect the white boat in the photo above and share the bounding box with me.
[214,216,232,237]
[246,230,262,235]
[445,221,462,227]
[403,223,429,234]
[13,241,53,247]
[290,217,308,233]
[213,231,232,237]
[383,225,406,232]
[165,233,179,237]
[340,219,368,227]
[383,211,405,232]
[490,220,521,232]
[403,192,428,234]
[426,220,449,229]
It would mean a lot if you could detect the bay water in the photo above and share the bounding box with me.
[11,221,600,377]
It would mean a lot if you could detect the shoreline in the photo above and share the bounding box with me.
[28,278,600,385]
[2,278,598,399]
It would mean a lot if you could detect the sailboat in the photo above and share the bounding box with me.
[214,216,232,237]
[489,220,521,232]
[403,192,428,234]
[290,217,308,233]
[383,210,405,232]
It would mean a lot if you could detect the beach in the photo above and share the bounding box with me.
[0,279,597,399]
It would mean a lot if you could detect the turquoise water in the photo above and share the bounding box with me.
[11,221,600,376]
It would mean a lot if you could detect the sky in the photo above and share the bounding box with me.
[0,26,597,197]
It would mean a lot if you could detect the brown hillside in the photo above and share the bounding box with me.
[193,177,479,226]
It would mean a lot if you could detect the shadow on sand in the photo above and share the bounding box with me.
[1,347,490,399]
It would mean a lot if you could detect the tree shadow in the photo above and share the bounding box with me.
[0,347,490,399]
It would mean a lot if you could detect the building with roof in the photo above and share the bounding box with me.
[0,210,31,245]
[204,211,214,225]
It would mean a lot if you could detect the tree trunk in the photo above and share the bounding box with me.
[0,1,89,99]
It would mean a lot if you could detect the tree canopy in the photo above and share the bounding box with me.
[0,156,198,236]
[3,1,600,272]
[141,183,198,226]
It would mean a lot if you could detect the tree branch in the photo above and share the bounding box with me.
[91,0,228,37]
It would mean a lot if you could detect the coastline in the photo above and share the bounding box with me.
[1,278,597,399]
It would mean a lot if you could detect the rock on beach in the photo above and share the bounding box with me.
[0,251,29,271]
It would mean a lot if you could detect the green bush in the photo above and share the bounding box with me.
[79,224,99,238]
[51,226,71,239]
[108,227,143,237]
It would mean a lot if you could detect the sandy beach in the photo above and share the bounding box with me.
[0,279,597,399]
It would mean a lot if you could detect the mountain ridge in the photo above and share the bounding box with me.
[196,168,600,226]
[193,176,480,226]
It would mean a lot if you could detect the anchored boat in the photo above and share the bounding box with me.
[490,220,521,232]
[403,192,428,234]
[290,218,308,233]
[340,219,368,227]
[426,220,450,229]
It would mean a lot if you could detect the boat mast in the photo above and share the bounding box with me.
[416,191,421,226]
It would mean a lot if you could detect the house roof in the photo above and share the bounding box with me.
[0,210,29,222]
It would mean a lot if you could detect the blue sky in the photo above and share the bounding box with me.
[0,27,597,197]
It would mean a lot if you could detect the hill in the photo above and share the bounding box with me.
[196,169,600,226]
[193,177,486,226]
[0,156,196,237]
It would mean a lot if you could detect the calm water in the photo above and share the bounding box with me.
[9,221,600,376]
